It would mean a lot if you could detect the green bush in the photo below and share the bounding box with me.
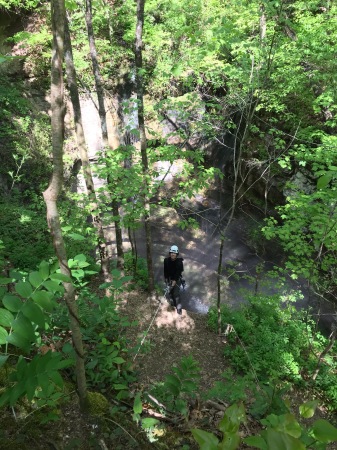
[124,251,149,291]
[208,295,314,382]
[51,286,136,397]
[0,201,53,270]
[148,355,201,418]
[207,294,337,409]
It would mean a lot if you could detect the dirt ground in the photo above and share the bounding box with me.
[120,289,226,394]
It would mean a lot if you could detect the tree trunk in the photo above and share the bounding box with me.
[84,0,124,271]
[44,0,88,411]
[85,0,108,147]
[112,199,124,270]
[64,16,111,280]
[135,0,154,292]
[312,328,337,381]
[217,236,224,335]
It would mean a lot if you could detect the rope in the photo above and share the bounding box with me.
[132,294,163,362]
[224,324,261,389]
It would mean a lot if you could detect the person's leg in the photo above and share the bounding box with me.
[172,283,182,314]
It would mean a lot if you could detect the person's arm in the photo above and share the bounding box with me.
[164,258,169,283]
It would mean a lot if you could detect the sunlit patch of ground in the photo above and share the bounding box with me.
[155,301,196,331]
[121,290,226,390]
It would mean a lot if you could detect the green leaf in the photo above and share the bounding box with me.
[74,254,86,261]
[219,403,246,434]
[312,419,337,442]
[133,392,143,414]
[191,429,219,450]
[165,374,181,388]
[71,269,85,279]
[0,326,8,345]
[243,436,268,449]
[39,261,50,279]
[29,271,44,288]
[317,174,330,189]
[113,383,128,390]
[43,280,64,293]
[165,381,180,396]
[15,281,33,298]
[49,370,64,388]
[50,273,72,283]
[278,414,302,438]
[141,418,159,429]
[265,429,305,450]
[68,233,85,241]
[172,64,183,76]
[62,342,74,354]
[0,308,14,327]
[2,294,22,312]
[25,375,38,401]
[31,290,55,312]
[299,400,319,419]
[0,355,9,368]
[112,356,125,364]
[6,333,31,352]
[11,313,35,341]
[0,277,13,285]
[111,269,122,278]
[0,389,10,408]
[181,379,197,393]
[9,382,26,406]
[218,433,240,450]
[53,358,74,370]
[21,301,45,329]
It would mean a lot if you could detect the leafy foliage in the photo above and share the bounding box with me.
[207,294,337,409]
[192,401,337,450]
[0,202,53,270]
[0,260,73,411]
[49,267,136,397]
[148,355,201,417]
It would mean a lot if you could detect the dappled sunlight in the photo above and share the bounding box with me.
[155,301,196,332]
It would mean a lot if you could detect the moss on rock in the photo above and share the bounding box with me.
[87,391,109,416]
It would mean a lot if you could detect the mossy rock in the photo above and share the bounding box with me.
[87,391,109,416]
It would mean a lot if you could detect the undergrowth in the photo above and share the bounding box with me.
[207,294,337,413]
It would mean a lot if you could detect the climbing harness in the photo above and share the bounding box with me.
[164,277,186,304]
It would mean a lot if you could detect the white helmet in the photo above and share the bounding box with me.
[169,245,179,254]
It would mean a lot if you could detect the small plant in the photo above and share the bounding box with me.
[148,355,201,418]
[52,275,136,397]
[124,252,149,291]
[192,401,337,450]
[192,402,246,449]
[0,260,73,411]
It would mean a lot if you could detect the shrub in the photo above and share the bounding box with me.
[0,201,53,270]
[207,294,337,409]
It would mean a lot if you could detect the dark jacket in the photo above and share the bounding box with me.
[164,257,184,282]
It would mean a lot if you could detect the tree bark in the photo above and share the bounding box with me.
[312,328,337,381]
[135,0,154,292]
[64,16,111,279]
[84,0,124,272]
[85,0,108,147]
[44,0,88,411]
[217,236,224,335]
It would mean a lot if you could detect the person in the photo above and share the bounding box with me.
[164,245,184,315]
